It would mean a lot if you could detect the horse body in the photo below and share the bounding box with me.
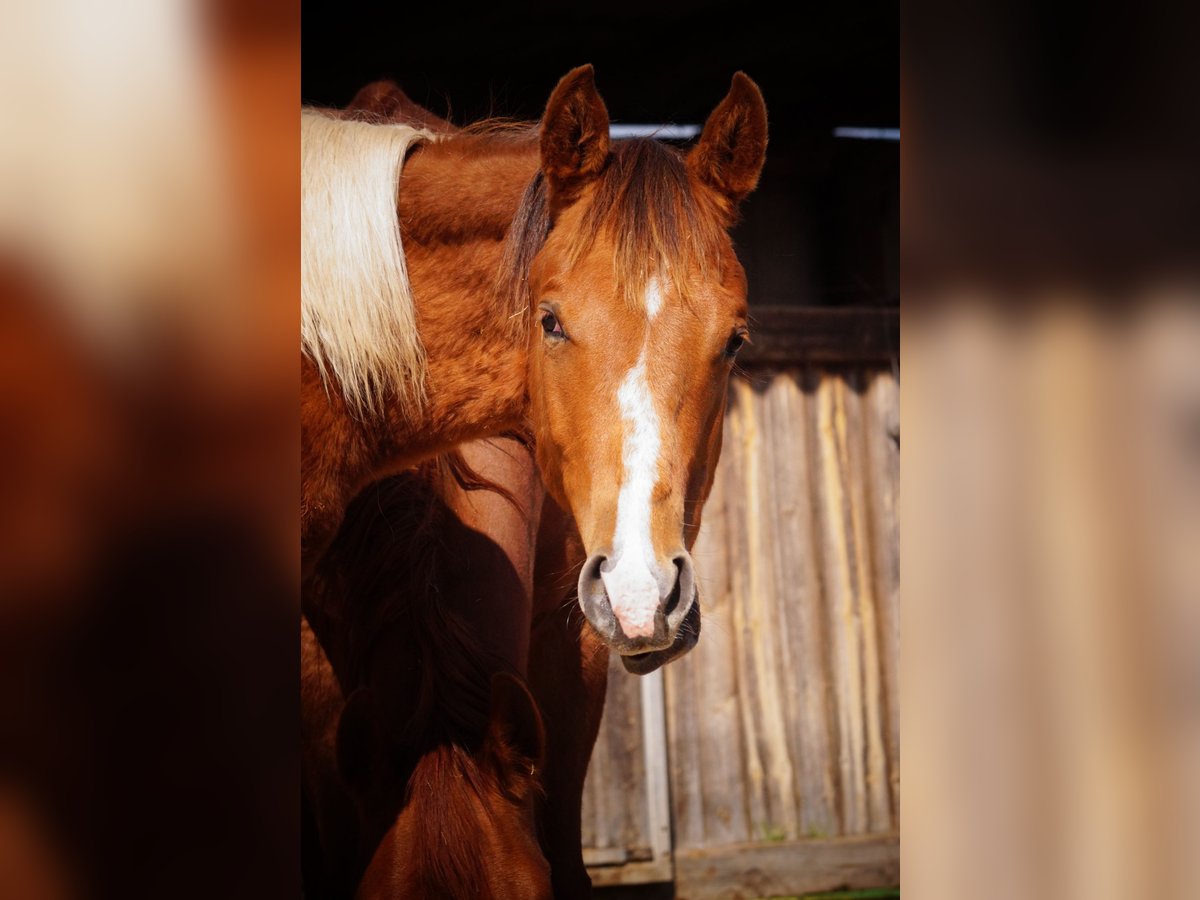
[302,66,767,671]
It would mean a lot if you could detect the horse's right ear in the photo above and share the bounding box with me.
[540,65,610,210]
[336,687,382,793]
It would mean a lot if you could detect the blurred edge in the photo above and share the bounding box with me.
[1,1,1199,899]
[904,1,1200,900]
[0,1,299,898]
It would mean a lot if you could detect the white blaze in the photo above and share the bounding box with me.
[644,275,664,318]
[601,279,665,639]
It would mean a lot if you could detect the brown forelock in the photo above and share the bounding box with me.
[496,137,729,313]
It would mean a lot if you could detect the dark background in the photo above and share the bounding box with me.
[301,1,899,307]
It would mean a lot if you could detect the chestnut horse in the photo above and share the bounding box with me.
[301,65,768,672]
[301,453,550,900]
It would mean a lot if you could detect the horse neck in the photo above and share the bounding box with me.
[376,136,540,467]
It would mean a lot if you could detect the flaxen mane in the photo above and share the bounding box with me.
[301,109,435,417]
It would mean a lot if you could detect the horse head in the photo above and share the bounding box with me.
[518,66,768,672]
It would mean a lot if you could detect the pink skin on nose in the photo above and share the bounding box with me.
[600,558,660,639]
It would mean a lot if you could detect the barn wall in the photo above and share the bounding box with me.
[666,366,899,850]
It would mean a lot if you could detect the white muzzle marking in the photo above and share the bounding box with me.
[601,348,663,640]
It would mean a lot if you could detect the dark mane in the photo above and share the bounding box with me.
[319,469,498,742]
[497,138,726,309]
[314,469,541,894]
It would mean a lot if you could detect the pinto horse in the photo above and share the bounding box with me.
[301,65,768,672]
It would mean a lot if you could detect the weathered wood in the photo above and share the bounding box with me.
[764,372,840,838]
[813,374,867,832]
[673,834,899,900]
[741,375,801,841]
[638,668,672,866]
[583,847,632,867]
[726,380,771,841]
[589,858,674,888]
[741,307,899,366]
[842,371,892,832]
[862,370,901,827]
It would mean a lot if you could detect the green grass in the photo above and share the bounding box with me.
[761,825,789,843]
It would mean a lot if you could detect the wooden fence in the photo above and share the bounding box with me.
[580,307,899,899]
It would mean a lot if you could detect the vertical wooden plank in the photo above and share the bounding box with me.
[813,371,867,834]
[709,379,754,847]
[841,371,892,832]
[765,371,840,838]
[802,365,845,836]
[639,668,673,871]
[748,374,801,841]
[863,369,900,826]
[757,373,800,838]
[725,377,771,841]
[725,376,801,843]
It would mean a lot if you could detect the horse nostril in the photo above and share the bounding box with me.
[579,553,609,609]
[583,554,606,583]
[663,556,687,618]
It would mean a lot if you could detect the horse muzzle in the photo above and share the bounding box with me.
[577,549,700,672]
[617,601,700,674]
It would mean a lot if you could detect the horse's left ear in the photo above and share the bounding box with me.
[688,72,768,215]
[485,672,545,769]
[540,64,611,210]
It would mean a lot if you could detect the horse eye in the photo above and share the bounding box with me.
[724,332,746,357]
[541,312,564,338]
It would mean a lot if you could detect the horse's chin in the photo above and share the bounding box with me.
[618,601,700,675]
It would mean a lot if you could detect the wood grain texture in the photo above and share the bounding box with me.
[673,834,899,900]
[864,371,900,824]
